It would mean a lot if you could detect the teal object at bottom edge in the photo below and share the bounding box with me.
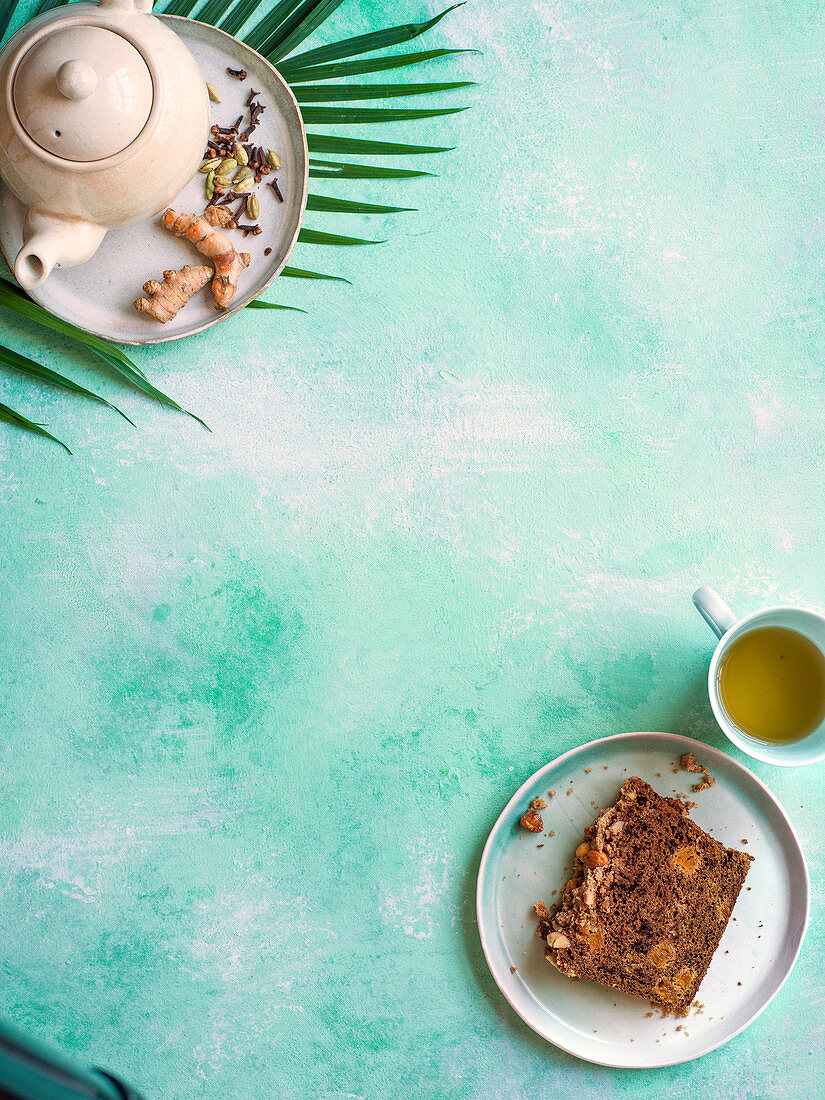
[0,1020,144,1100]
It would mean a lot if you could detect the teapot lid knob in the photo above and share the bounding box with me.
[12,26,153,161]
[56,60,97,101]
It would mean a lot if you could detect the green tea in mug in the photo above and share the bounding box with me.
[717,625,825,743]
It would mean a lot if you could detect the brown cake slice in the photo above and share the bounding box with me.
[535,776,753,1013]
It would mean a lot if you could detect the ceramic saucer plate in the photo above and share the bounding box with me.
[0,16,307,345]
[476,731,809,1068]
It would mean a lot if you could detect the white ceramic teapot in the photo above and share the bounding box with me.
[0,0,209,289]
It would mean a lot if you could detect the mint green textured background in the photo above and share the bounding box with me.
[1,1,823,1097]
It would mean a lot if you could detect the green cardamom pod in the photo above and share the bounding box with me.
[234,143,249,166]
[247,193,260,221]
[199,158,221,173]
[233,177,254,194]
[218,158,237,175]
[266,150,282,171]
[206,82,221,103]
[205,170,215,199]
[233,166,253,183]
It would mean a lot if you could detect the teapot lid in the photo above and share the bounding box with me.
[13,25,153,162]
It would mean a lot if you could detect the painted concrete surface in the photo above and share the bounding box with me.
[1,1,823,1096]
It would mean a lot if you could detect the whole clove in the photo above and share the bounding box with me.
[227,67,247,80]
[269,178,284,203]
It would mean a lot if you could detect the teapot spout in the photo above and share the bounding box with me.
[14,211,106,290]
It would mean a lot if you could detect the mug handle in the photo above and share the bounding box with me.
[693,586,737,639]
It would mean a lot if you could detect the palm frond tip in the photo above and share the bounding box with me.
[0,401,71,453]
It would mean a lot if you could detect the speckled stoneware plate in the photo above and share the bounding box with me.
[0,16,307,345]
[476,732,809,1068]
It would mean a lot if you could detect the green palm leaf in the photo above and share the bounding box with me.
[195,0,236,24]
[293,80,473,102]
[280,3,463,69]
[280,48,475,82]
[34,0,68,16]
[162,0,201,17]
[265,0,348,64]
[0,279,207,428]
[246,301,307,311]
[298,228,382,246]
[241,0,302,48]
[307,133,452,156]
[1,0,20,35]
[309,159,431,179]
[306,194,413,214]
[300,104,467,124]
[0,278,148,379]
[247,0,345,60]
[0,344,134,424]
[221,0,264,36]
[0,401,71,453]
[281,265,351,283]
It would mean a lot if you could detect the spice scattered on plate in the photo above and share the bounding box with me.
[679,752,716,792]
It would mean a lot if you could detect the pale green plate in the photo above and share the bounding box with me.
[476,732,809,1068]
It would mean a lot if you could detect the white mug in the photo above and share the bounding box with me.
[693,586,825,766]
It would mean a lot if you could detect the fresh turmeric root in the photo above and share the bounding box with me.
[134,264,212,322]
[161,208,251,310]
[205,206,236,231]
